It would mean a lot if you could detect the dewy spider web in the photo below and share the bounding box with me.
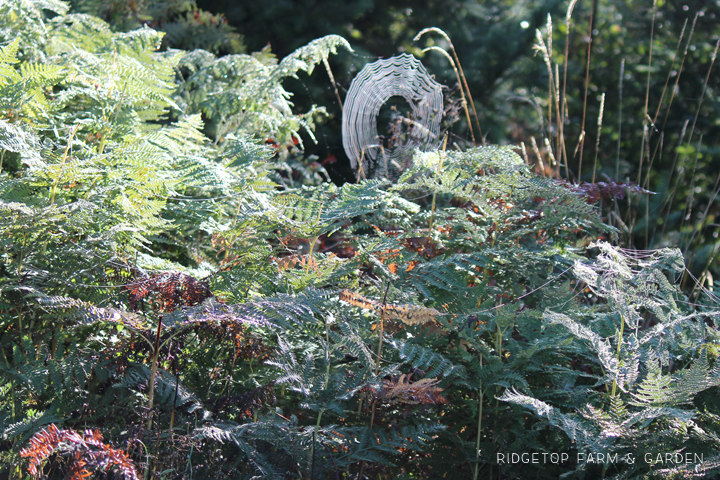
[342,54,443,178]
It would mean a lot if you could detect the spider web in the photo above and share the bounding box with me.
[342,54,443,179]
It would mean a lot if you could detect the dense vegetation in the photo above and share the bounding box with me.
[1,0,720,479]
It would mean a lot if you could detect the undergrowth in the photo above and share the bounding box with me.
[1,1,720,479]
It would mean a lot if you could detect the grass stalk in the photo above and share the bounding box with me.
[646,15,696,231]
[679,135,703,283]
[642,130,654,249]
[533,20,560,175]
[657,119,689,242]
[650,17,688,131]
[416,28,484,144]
[374,282,391,379]
[658,14,697,135]
[628,0,657,240]
[546,15,553,154]
[691,242,720,300]
[646,133,663,248]
[644,17,692,240]
[678,34,720,176]
[489,322,505,480]
[530,136,546,177]
[591,93,605,184]
[424,46,475,146]
[615,59,624,182]
[544,137,557,171]
[452,49,484,145]
[637,0,658,186]
[685,168,720,261]
[559,0,578,179]
[578,0,597,181]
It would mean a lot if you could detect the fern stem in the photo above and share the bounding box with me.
[375,282,391,376]
[144,316,164,480]
[310,409,324,479]
[361,283,392,477]
[307,204,323,274]
[490,308,507,480]
[324,319,331,390]
[611,314,625,397]
[428,135,448,237]
[170,369,179,431]
[473,354,483,480]
[311,314,333,479]
[146,315,164,430]
[1,348,15,423]
[49,124,79,206]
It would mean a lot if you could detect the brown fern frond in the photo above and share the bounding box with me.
[20,424,139,480]
[126,272,212,312]
[67,455,91,479]
[275,254,301,272]
[363,374,447,406]
[340,290,440,325]
[20,423,62,476]
[339,290,442,325]
[381,304,441,325]
[377,248,402,264]
[403,236,446,259]
[339,290,379,310]
[186,319,271,360]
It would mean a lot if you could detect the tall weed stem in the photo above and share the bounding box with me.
[611,314,624,397]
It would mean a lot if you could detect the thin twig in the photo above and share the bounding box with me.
[615,59,624,182]
[322,56,343,111]
[578,0,597,181]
